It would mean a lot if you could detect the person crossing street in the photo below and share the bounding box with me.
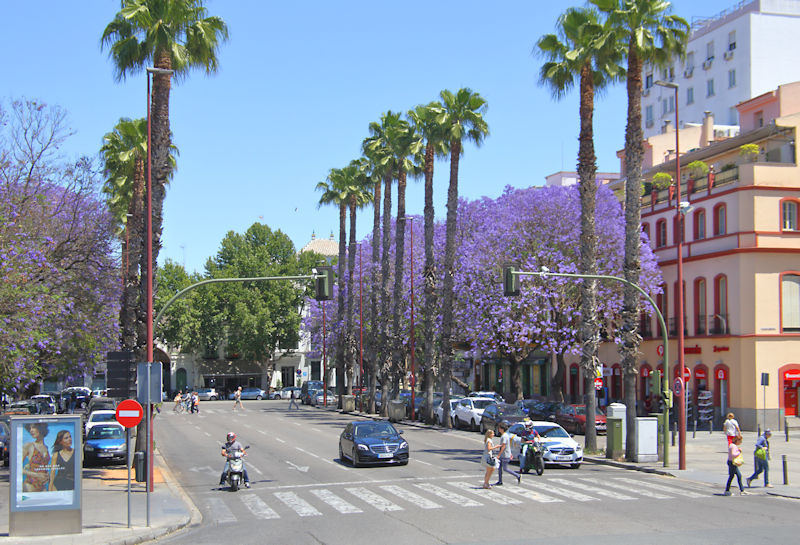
[494,421,521,486]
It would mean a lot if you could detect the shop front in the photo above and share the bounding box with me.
[780,366,800,417]
[481,352,550,399]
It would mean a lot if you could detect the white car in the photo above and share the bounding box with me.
[507,421,583,469]
[84,410,118,436]
[453,397,495,431]
[434,399,460,426]
[196,387,219,401]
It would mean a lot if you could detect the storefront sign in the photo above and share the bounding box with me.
[641,367,650,378]
[613,366,621,376]
[716,368,728,380]
[695,367,707,380]
[684,345,702,354]
[656,344,664,357]
[684,368,691,381]
[784,369,800,381]
[713,346,730,353]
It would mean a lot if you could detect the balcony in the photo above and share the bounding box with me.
[668,317,688,337]
[695,314,707,336]
[708,314,730,335]
[640,319,654,339]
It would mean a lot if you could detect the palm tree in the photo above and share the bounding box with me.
[592,0,688,460]
[438,88,489,428]
[537,7,624,451]
[408,102,448,424]
[101,0,228,358]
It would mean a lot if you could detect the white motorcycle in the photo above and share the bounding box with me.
[224,445,250,491]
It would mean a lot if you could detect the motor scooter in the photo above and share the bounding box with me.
[520,436,545,475]
[224,445,250,491]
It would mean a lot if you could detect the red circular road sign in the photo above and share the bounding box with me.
[656,344,664,357]
[116,399,144,428]
[594,377,603,390]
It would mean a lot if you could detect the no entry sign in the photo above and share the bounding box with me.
[116,399,144,428]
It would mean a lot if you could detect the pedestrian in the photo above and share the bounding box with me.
[191,392,199,414]
[747,429,773,488]
[288,388,300,410]
[233,386,243,411]
[494,421,521,486]
[723,412,741,445]
[482,429,500,489]
[173,391,183,412]
[724,434,747,496]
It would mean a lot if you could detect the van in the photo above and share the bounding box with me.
[301,380,324,405]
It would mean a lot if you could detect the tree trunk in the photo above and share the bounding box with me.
[508,354,523,403]
[368,180,381,414]
[391,166,407,403]
[336,203,347,408]
[121,157,145,353]
[578,61,600,452]
[621,42,644,461]
[551,350,567,402]
[379,173,392,415]
[440,140,461,429]
[422,141,437,424]
[345,200,357,395]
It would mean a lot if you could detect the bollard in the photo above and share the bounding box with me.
[783,455,789,485]
[672,421,677,446]
[693,419,697,439]
[758,424,761,436]
[786,418,790,442]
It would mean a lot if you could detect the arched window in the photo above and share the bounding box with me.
[713,204,727,236]
[694,209,706,240]
[782,199,799,231]
[781,273,800,333]
[695,278,707,335]
[713,274,728,334]
[656,219,667,247]
[656,285,668,336]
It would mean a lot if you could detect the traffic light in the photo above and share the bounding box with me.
[107,351,137,399]
[502,264,519,296]
[650,370,662,399]
[662,389,673,409]
[313,266,334,301]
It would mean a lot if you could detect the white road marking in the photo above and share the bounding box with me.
[447,481,522,505]
[311,428,322,432]
[581,477,672,499]
[345,487,403,512]
[241,494,279,519]
[549,478,635,500]
[502,485,563,503]
[203,431,211,437]
[413,483,483,507]
[295,446,345,469]
[274,491,322,517]
[275,437,286,443]
[258,430,268,435]
[380,485,442,509]
[249,465,263,475]
[286,460,309,472]
[534,481,598,502]
[310,489,363,514]
[414,459,434,466]
[205,497,236,524]
[261,473,476,491]
[613,477,705,498]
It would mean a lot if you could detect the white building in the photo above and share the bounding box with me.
[545,171,620,187]
[642,0,800,137]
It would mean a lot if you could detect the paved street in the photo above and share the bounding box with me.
[153,401,800,545]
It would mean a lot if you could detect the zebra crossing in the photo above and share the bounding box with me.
[201,475,708,524]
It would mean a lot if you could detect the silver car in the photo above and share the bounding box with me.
[196,387,219,401]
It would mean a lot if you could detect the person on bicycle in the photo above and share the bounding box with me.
[173,391,183,412]
[219,432,250,488]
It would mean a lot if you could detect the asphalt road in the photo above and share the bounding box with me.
[154,400,800,545]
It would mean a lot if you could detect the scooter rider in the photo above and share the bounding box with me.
[519,420,541,470]
[219,432,250,488]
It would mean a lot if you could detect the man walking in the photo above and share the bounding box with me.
[494,421,521,486]
[288,388,300,410]
[747,429,772,488]
[232,386,243,411]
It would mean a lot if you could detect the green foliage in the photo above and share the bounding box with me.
[739,143,759,161]
[651,172,673,190]
[685,160,709,178]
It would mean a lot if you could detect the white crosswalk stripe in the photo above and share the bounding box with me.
[447,481,522,505]
[310,489,363,514]
[613,477,706,498]
[380,485,442,509]
[241,494,280,519]
[549,478,636,500]
[534,481,598,502]
[205,497,236,524]
[345,487,403,512]
[503,485,563,503]
[580,477,672,499]
[412,483,483,507]
[275,491,322,516]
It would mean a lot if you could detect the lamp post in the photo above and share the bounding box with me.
[358,244,364,412]
[656,79,686,470]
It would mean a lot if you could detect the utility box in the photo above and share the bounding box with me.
[388,400,405,423]
[649,412,666,461]
[607,402,627,447]
[606,417,624,460]
[134,451,147,482]
[342,395,355,413]
[635,417,659,462]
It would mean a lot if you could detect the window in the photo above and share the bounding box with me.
[694,209,706,240]
[714,204,727,235]
[686,51,695,69]
[783,274,800,332]
[783,200,799,230]
[728,69,736,88]
[668,95,674,113]
[728,30,736,50]
[755,111,764,128]
[646,105,654,125]
[714,274,728,334]
[687,87,694,105]
[662,99,668,116]
[656,287,668,336]
[645,73,653,88]
[707,41,715,60]
[707,78,715,97]
[695,278,707,335]
[656,219,667,247]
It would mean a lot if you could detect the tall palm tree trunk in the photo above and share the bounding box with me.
[391,168,408,400]
[621,43,645,461]
[422,142,437,424]
[121,157,145,353]
[578,62,600,452]
[379,173,392,416]
[336,203,347,407]
[369,181,382,413]
[440,140,462,429]
[346,201,358,395]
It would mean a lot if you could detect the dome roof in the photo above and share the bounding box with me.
[299,232,338,258]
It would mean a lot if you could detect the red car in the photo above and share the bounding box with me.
[555,404,607,435]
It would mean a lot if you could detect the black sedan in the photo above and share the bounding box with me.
[479,402,528,434]
[339,421,409,467]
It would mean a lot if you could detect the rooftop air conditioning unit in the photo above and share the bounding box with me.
[684,67,694,78]
[724,50,734,60]
[702,57,714,70]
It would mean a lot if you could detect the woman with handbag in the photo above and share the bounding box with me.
[482,429,501,489]
[724,435,748,495]
[747,429,772,488]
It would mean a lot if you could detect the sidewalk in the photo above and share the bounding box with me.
[0,449,199,545]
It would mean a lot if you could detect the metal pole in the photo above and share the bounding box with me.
[127,427,131,528]
[359,245,364,412]
[673,84,687,471]
[146,361,151,526]
[322,302,327,407]
[763,383,767,434]
[783,454,789,485]
[145,70,153,524]
[409,218,415,421]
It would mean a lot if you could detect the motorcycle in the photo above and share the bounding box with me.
[224,445,250,491]
[519,437,545,475]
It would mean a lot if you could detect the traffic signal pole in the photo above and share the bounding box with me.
[508,267,670,467]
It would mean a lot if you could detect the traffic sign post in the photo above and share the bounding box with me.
[116,399,143,529]
[594,377,603,390]
[674,377,684,398]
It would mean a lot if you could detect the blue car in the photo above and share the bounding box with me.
[339,421,409,467]
[84,423,127,466]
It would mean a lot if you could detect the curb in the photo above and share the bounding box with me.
[583,456,675,477]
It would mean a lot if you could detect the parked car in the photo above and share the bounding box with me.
[507,421,582,469]
[279,387,301,400]
[339,421,408,467]
[523,400,563,421]
[452,397,495,431]
[4,400,39,414]
[42,391,63,413]
[269,389,282,400]
[62,387,92,412]
[301,380,325,404]
[434,398,461,427]
[0,420,10,466]
[555,404,607,435]
[84,423,127,466]
[478,402,528,434]
[85,410,118,436]
[311,389,337,406]
[30,395,57,414]
[227,387,267,400]
[91,389,107,398]
[196,387,219,401]
[467,391,504,403]
[87,396,116,415]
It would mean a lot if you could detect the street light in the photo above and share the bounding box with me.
[656,79,686,470]
[401,217,416,420]
[358,243,364,412]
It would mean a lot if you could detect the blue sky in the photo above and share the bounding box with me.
[1,0,735,275]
